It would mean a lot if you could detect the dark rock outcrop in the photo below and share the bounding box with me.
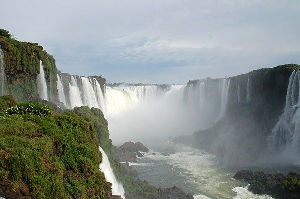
[113,141,149,163]
[234,170,300,199]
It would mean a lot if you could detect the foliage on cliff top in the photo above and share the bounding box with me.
[0,95,16,111]
[73,106,112,153]
[0,29,58,102]
[0,96,112,199]
[0,29,11,39]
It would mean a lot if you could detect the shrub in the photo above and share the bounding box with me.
[0,29,11,38]
[5,102,52,116]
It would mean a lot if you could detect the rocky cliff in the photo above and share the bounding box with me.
[0,29,106,108]
[175,64,300,167]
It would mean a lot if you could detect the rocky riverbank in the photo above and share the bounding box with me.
[234,170,300,199]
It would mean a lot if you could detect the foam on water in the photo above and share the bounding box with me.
[134,144,272,199]
[233,186,273,199]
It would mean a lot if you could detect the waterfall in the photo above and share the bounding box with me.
[81,77,99,108]
[246,75,251,103]
[57,74,67,106]
[94,79,106,112]
[0,46,6,96]
[99,146,125,198]
[105,85,163,117]
[217,78,230,121]
[237,84,241,103]
[37,61,48,101]
[69,76,83,108]
[269,70,300,151]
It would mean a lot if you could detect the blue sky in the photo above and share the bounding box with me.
[1,0,300,83]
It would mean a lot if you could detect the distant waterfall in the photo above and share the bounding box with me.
[57,74,67,106]
[99,146,125,198]
[81,77,99,108]
[246,75,251,103]
[94,79,106,112]
[69,76,83,108]
[37,61,48,100]
[105,85,164,117]
[0,46,6,96]
[217,78,230,121]
[269,70,300,151]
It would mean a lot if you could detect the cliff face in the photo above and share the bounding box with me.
[0,32,106,107]
[176,65,300,167]
[0,96,119,199]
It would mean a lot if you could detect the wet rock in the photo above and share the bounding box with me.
[234,170,300,199]
[113,141,149,162]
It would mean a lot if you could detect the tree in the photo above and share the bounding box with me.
[0,29,11,38]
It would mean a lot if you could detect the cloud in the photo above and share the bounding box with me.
[0,0,300,83]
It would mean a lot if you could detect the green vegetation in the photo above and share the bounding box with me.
[0,96,112,199]
[0,29,11,38]
[282,173,300,193]
[0,29,58,102]
[0,95,16,111]
[71,106,168,198]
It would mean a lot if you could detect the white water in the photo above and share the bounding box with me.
[69,76,83,108]
[94,79,106,112]
[105,85,163,117]
[232,186,273,199]
[57,74,67,106]
[81,77,99,108]
[37,61,48,100]
[270,70,300,154]
[0,46,6,96]
[133,143,272,199]
[99,146,125,198]
[217,79,230,121]
[246,75,251,103]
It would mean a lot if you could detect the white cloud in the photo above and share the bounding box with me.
[0,0,300,83]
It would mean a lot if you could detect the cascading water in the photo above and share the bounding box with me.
[269,70,300,152]
[246,76,251,103]
[105,85,164,117]
[69,76,83,108]
[99,146,125,198]
[217,78,230,121]
[37,61,49,101]
[57,74,67,106]
[237,84,241,104]
[81,77,99,108]
[0,46,6,96]
[94,79,106,112]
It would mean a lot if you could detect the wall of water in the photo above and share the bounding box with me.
[56,74,67,106]
[37,61,49,101]
[0,46,7,96]
[99,146,125,198]
[57,74,106,111]
[269,70,300,152]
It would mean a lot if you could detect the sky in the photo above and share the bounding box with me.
[1,0,300,84]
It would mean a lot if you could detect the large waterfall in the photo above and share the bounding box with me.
[105,85,166,117]
[37,61,49,101]
[99,146,125,198]
[69,76,83,108]
[217,78,231,121]
[57,74,67,106]
[56,75,106,111]
[269,70,300,152]
[0,45,6,96]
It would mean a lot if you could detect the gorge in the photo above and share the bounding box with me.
[0,30,300,199]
